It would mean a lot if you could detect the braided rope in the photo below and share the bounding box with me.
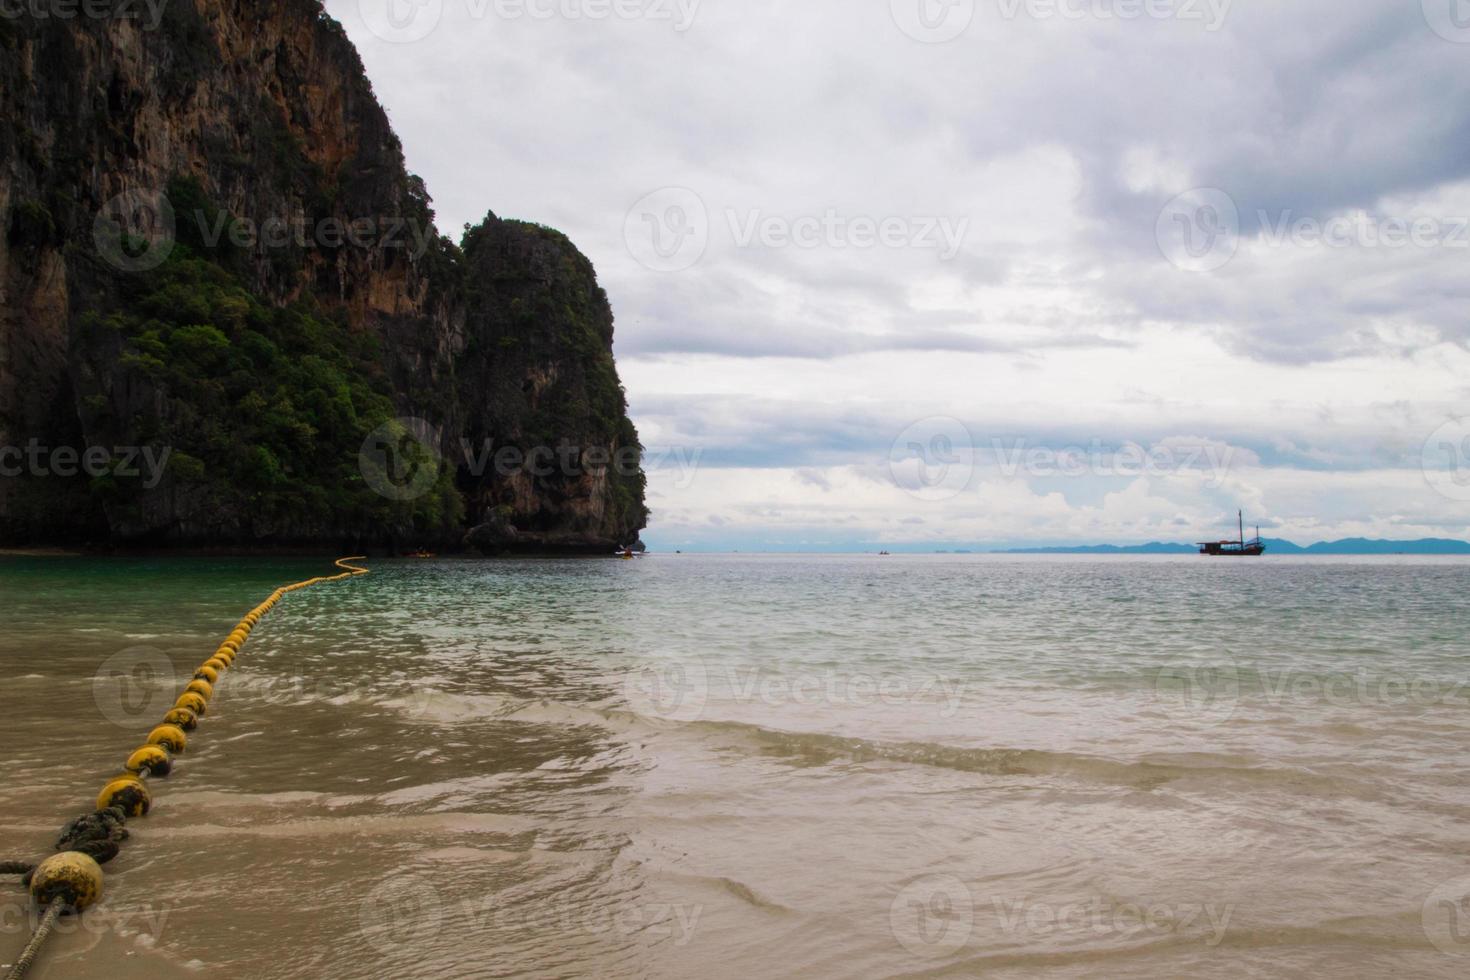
[4,902,61,980]
[3,558,372,976]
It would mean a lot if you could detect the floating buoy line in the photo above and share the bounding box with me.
[1,557,370,979]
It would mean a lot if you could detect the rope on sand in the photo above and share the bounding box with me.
[3,557,371,978]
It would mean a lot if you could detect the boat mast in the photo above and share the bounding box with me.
[1239,510,1244,548]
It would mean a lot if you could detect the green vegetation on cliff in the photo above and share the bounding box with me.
[79,245,462,541]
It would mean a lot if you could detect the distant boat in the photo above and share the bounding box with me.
[1199,511,1266,556]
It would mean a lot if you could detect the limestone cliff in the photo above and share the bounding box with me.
[0,0,646,551]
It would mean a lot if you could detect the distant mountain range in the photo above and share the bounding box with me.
[1001,538,1470,555]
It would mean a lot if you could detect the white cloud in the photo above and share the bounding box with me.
[324,0,1470,547]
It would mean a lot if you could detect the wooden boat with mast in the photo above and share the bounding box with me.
[1199,511,1266,556]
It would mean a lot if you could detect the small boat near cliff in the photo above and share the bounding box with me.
[1199,511,1266,556]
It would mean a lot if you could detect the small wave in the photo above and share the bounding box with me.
[681,720,1381,797]
[374,690,1384,799]
[384,691,615,729]
[653,871,799,916]
[156,807,534,838]
[888,915,1435,979]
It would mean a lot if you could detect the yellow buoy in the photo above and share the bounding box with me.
[194,665,219,684]
[124,745,172,777]
[163,707,199,731]
[29,852,104,912]
[204,657,229,674]
[146,724,188,753]
[175,692,207,716]
[184,679,213,700]
[97,775,150,816]
[214,646,236,663]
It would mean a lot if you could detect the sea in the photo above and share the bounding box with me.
[3,553,1469,978]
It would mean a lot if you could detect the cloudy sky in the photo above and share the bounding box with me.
[326,0,1470,551]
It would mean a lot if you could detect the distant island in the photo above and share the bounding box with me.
[1000,538,1470,555]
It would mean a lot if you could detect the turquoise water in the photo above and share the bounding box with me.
[2,554,1470,978]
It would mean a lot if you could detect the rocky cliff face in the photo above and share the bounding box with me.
[0,0,646,551]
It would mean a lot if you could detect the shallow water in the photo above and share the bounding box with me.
[2,553,1470,978]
